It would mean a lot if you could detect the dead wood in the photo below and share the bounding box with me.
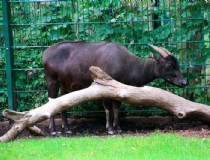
[0,66,209,142]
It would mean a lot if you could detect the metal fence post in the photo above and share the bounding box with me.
[2,0,15,110]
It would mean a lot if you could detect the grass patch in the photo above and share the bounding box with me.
[0,133,209,160]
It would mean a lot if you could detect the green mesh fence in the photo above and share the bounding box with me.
[0,1,8,113]
[1,0,210,116]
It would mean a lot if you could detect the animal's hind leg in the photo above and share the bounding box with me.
[61,111,73,134]
[103,100,115,135]
[61,90,73,134]
[113,100,122,133]
[49,116,57,136]
[46,76,59,135]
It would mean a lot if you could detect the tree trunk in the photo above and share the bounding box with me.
[0,66,209,142]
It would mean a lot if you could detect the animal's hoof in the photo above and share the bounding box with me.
[65,130,73,134]
[107,130,115,135]
[51,131,62,136]
[116,129,123,134]
[50,132,57,136]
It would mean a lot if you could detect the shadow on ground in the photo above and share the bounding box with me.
[0,116,210,139]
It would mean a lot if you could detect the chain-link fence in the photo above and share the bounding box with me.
[1,0,209,116]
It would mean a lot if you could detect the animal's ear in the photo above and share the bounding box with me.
[150,52,159,61]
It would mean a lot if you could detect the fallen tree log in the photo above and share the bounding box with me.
[0,66,210,142]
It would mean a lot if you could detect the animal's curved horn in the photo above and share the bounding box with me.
[159,47,171,55]
[148,44,168,58]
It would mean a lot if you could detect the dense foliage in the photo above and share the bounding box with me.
[0,0,209,114]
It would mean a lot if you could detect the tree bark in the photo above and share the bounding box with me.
[0,66,209,142]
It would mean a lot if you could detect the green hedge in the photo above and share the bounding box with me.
[0,0,209,115]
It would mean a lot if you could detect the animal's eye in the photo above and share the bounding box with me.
[166,63,174,70]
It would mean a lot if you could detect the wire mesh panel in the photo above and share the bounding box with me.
[1,0,210,115]
[0,1,8,113]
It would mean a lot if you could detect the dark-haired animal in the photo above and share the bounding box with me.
[43,41,187,135]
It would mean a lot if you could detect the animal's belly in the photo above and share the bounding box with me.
[60,79,92,93]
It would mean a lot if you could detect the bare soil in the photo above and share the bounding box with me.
[0,116,210,140]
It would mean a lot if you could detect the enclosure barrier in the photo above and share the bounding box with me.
[0,0,209,116]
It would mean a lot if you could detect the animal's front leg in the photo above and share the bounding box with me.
[103,101,115,135]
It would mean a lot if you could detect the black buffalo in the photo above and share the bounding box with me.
[43,41,187,135]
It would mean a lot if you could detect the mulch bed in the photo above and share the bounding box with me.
[0,116,210,140]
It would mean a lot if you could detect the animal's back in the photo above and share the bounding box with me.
[43,41,133,92]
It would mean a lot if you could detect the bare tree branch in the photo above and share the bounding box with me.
[0,66,209,142]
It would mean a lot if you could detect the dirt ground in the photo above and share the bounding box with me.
[0,116,210,140]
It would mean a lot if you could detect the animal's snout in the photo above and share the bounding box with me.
[179,79,188,87]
